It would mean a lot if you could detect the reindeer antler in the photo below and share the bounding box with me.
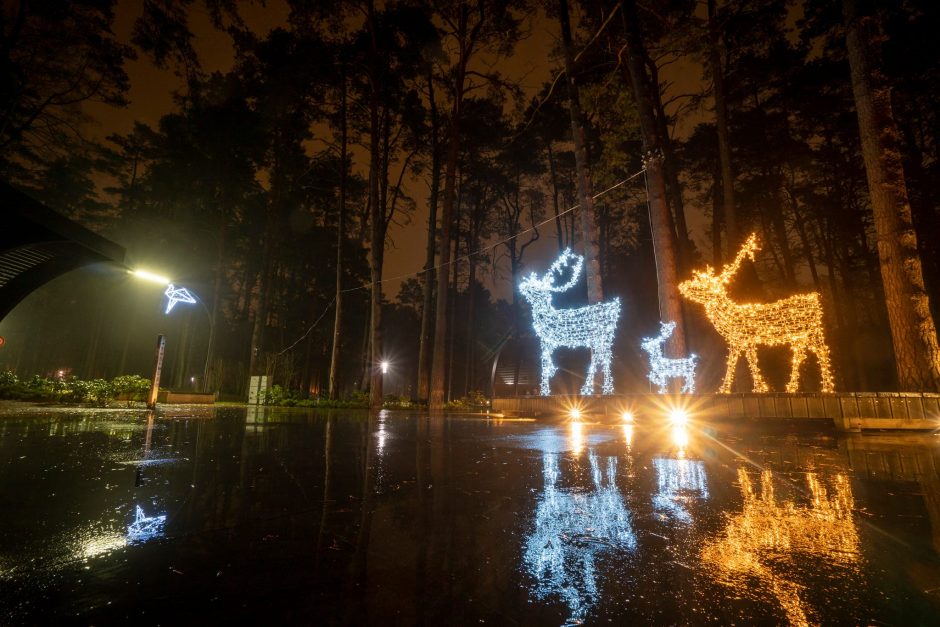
[543,248,584,293]
[720,233,760,283]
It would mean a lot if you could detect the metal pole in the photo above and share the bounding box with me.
[148,334,166,409]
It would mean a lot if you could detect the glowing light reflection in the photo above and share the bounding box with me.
[127,505,166,543]
[652,456,708,523]
[81,533,127,559]
[569,421,584,455]
[701,468,859,626]
[671,426,689,453]
[523,452,636,623]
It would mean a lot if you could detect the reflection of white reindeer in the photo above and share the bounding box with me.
[641,321,698,394]
[523,452,635,623]
[520,249,621,396]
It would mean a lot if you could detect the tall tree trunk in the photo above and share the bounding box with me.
[621,0,687,356]
[446,229,460,402]
[328,63,348,400]
[417,62,440,403]
[843,0,940,390]
[647,56,693,262]
[711,156,723,266]
[546,141,565,251]
[367,0,384,407]
[708,0,738,251]
[558,0,603,305]
[248,254,274,379]
[430,21,469,410]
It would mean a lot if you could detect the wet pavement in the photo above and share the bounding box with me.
[1,405,940,624]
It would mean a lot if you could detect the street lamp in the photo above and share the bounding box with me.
[129,268,214,394]
[381,360,389,374]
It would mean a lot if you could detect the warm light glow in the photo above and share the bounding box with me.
[131,269,171,285]
[701,468,858,626]
[679,234,835,393]
[641,320,697,393]
[671,426,689,453]
[520,249,621,395]
[380,360,389,374]
[669,409,688,426]
[622,424,633,446]
[569,407,582,420]
[81,533,127,559]
[569,420,584,454]
[621,410,634,422]
[164,283,197,314]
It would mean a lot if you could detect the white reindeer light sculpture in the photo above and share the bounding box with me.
[520,249,621,396]
[641,321,698,394]
[678,234,835,393]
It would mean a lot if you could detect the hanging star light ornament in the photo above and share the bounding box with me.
[519,249,621,396]
[641,321,697,394]
[164,283,197,314]
[678,234,835,393]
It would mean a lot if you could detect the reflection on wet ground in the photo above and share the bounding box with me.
[1,406,940,623]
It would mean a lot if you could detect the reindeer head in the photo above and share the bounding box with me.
[678,234,759,304]
[519,248,584,307]
[640,320,676,355]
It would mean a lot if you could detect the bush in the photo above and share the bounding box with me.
[0,373,153,407]
[0,371,19,396]
[112,375,151,401]
[444,391,490,411]
[383,394,414,409]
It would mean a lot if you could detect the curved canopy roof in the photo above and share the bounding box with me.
[0,182,125,320]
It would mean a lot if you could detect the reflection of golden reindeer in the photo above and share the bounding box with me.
[678,234,834,393]
[701,468,859,626]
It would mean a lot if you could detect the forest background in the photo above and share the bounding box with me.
[1,0,938,405]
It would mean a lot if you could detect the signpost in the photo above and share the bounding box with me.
[147,335,166,409]
[247,375,270,405]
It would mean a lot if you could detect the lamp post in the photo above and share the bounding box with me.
[130,269,214,394]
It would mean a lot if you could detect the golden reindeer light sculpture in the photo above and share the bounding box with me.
[678,234,835,393]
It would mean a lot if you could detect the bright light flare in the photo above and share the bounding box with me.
[569,407,582,420]
[621,410,634,423]
[569,420,585,455]
[131,269,170,285]
[669,409,689,426]
[380,360,389,374]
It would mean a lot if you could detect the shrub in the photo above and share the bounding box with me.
[112,375,151,401]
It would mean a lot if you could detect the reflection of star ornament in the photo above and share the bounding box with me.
[164,283,196,314]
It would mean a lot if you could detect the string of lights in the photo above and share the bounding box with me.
[641,320,697,394]
[520,249,621,395]
[678,234,835,393]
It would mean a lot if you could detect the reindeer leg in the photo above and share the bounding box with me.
[719,349,740,394]
[581,350,598,396]
[746,347,769,393]
[540,346,555,396]
[601,343,615,395]
[786,345,806,393]
[812,338,835,393]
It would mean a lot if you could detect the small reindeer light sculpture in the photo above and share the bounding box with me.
[641,321,698,394]
[678,234,835,393]
[520,249,621,396]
